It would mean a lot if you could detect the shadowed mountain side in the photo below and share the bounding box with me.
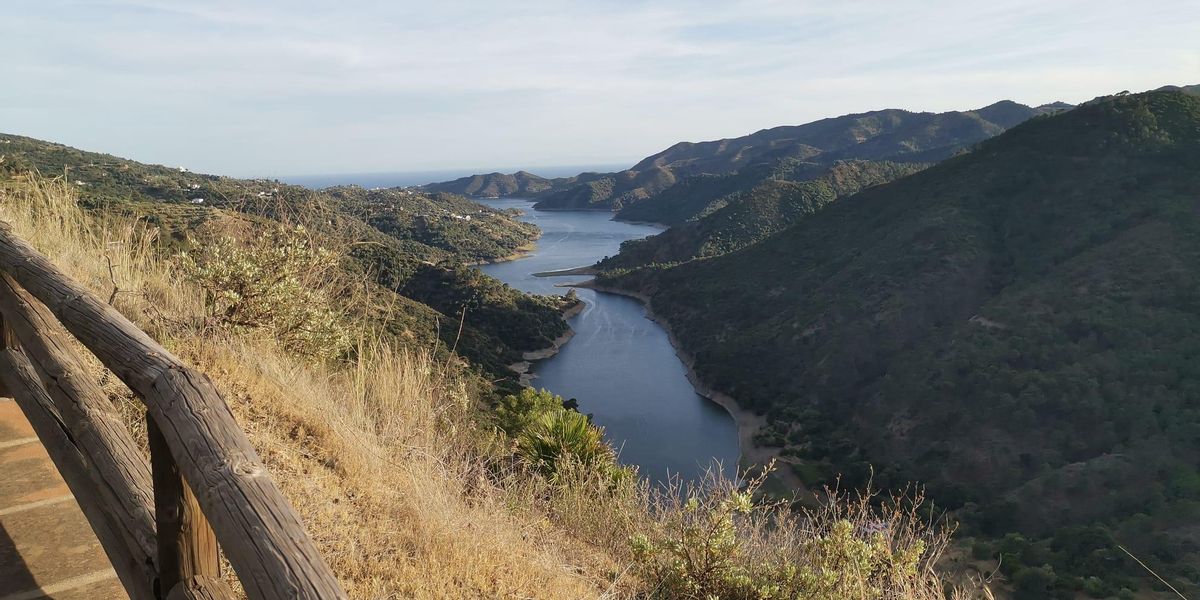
[600,90,1200,594]
[532,100,1068,213]
[596,160,929,270]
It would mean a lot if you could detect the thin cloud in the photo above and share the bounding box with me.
[1,0,1197,175]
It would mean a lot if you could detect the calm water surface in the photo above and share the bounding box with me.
[477,198,739,485]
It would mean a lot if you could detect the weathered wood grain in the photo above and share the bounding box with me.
[0,223,346,598]
[165,575,237,600]
[0,343,157,600]
[0,273,158,582]
[148,416,227,598]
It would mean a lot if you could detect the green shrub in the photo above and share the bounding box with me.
[517,407,613,477]
[1013,566,1056,600]
[496,388,563,436]
[630,474,955,600]
[178,224,350,360]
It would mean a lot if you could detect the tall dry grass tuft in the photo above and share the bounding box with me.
[0,173,201,333]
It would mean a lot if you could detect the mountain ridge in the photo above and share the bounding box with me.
[418,99,1069,215]
[531,99,1068,213]
[421,170,553,197]
[598,89,1200,595]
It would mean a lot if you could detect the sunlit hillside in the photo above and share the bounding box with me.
[0,173,968,599]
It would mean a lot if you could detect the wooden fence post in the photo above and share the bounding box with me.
[147,416,230,599]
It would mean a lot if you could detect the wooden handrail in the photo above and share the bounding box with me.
[0,341,157,599]
[0,221,346,599]
[0,273,158,597]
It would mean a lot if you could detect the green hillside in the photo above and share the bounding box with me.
[0,132,575,379]
[599,91,1200,596]
[597,160,927,270]
[535,100,1065,213]
[532,165,677,211]
[613,160,807,226]
[420,170,553,197]
[324,186,539,262]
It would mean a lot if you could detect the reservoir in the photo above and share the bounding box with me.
[476,198,740,486]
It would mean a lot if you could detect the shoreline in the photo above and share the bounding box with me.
[465,241,538,266]
[507,299,585,385]
[576,280,805,491]
[527,205,612,213]
[532,265,597,277]
[611,216,670,229]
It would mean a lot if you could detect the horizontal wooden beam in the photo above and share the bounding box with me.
[0,222,346,599]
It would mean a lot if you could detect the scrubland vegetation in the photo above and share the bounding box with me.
[595,160,929,272]
[0,130,573,380]
[599,90,1200,597]
[530,100,1057,214]
[0,173,970,599]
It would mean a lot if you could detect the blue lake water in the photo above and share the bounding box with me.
[476,198,739,485]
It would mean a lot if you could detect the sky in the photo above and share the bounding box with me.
[2,1,1198,178]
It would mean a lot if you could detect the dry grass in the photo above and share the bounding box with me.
[0,173,973,599]
[0,175,610,598]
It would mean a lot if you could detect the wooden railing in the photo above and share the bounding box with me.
[0,221,347,599]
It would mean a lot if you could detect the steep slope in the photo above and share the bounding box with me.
[0,175,615,599]
[0,133,573,378]
[597,160,927,270]
[0,173,965,600]
[601,90,1200,595]
[535,100,1066,213]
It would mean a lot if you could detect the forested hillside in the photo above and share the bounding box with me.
[0,132,574,378]
[596,160,927,271]
[0,166,966,600]
[531,165,678,211]
[420,170,553,197]
[599,90,1200,596]
[533,100,1066,213]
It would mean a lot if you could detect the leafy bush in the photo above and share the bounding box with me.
[517,407,613,477]
[1012,566,1056,600]
[631,474,958,600]
[499,388,634,487]
[178,224,351,360]
[495,388,563,435]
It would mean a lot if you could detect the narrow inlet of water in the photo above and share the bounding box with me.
[476,198,739,485]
